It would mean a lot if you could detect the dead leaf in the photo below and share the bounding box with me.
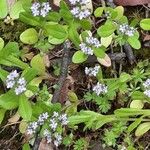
[38,139,54,150]
[53,0,61,6]
[8,112,20,123]
[144,34,150,41]
[97,54,111,67]
[44,54,50,67]
[114,0,150,6]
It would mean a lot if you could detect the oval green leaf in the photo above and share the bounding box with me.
[140,19,150,31]
[18,95,32,121]
[20,28,38,44]
[72,51,88,64]
[30,54,46,75]
[135,122,150,137]
[0,0,8,18]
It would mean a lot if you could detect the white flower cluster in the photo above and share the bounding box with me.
[27,111,68,147]
[119,24,136,37]
[69,0,91,20]
[93,82,108,95]
[79,36,101,55]
[6,70,27,95]
[85,65,100,76]
[31,2,51,17]
[143,79,150,98]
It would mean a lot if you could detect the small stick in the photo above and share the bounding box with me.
[51,41,70,103]
[123,44,136,65]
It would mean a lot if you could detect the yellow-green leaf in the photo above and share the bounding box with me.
[20,28,38,44]
[31,54,46,75]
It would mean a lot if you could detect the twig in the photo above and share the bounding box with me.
[51,41,70,103]
[32,127,42,150]
[110,43,117,78]
[123,44,136,64]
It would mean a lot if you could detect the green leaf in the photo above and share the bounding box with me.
[19,12,41,26]
[0,0,8,18]
[6,55,29,69]
[119,72,131,82]
[79,19,92,30]
[127,37,141,50]
[94,7,104,17]
[22,68,38,82]
[10,0,25,19]
[0,109,6,124]
[44,23,68,39]
[131,91,147,101]
[93,46,105,58]
[130,100,144,109]
[0,37,4,51]
[72,51,88,63]
[20,28,38,44]
[18,95,32,121]
[68,23,80,48]
[114,108,150,117]
[48,35,65,45]
[0,90,19,110]
[114,6,124,20]
[30,54,46,75]
[46,12,61,22]
[0,69,8,81]
[68,91,79,103]
[127,117,142,134]
[97,22,116,37]
[22,143,30,150]
[101,34,113,48]
[140,19,150,30]
[0,42,20,59]
[135,122,150,136]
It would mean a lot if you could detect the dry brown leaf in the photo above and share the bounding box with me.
[144,34,150,41]
[97,54,111,67]
[38,139,54,150]
[114,0,150,6]
[8,112,20,123]
[53,0,61,6]
[43,54,50,67]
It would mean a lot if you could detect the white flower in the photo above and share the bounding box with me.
[59,114,69,125]
[42,2,51,12]
[54,133,62,147]
[85,66,100,77]
[93,82,108,95]
[7,70,19,80]
[79,43,93,55]
[31,2,40,16]
[6,80,15,88]
[119,24,135,37]
[43,129,52,143]
[80,0,90,5]
[38,112,49,125]
[50,118,58,131]
[31,2,51,17]
[69,0,80,5]
[15,85,26,95]
[71,7,80,16]
[17,77,26,85]
[86,36,101,48]
[27,121,38,135]
[52,112,59,118]
[144,90,150,98]
[143,79,150,88]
